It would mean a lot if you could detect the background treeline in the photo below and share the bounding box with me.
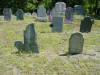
[0,0,100,15]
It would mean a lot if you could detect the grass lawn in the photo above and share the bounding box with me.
[0,15,100,75]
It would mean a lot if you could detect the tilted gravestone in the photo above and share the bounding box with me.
[3,8,12,21]
[65,7,73,24]
[55,2,66,14]
[80,17,93,33]
[74,5,84,15]
[52,17,63,32]
[69,32,84,54]
[14,23,39,53]
[16,9,24,20]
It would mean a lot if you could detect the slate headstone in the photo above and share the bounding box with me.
[52,17,63,32]
[3,8,12,21]
[65,7,73,24]
[80,17,93,33]
[16,9,24,20]
[74,5,84,15]
[69,32,84,54]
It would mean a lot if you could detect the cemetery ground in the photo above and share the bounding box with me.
[0,16,100,75]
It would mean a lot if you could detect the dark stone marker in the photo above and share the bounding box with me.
[14,23,39,53]
[3,8,12,21]
[69,32,84,54]
[80,16,93,33]
[16,9,24,20]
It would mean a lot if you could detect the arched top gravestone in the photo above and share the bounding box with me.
[80,16,93,33]
[16,9,24,20]
[69,32,84,54]
[51,7,59,17]
[55,2,66,13]
[37,6,46,17]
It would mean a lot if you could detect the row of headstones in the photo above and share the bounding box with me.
[3,8,24,21]
[15,23,84,54]
[2,4,84,22]
[50,16,94,33]
[54,2,84,15]
[37,4,84,22]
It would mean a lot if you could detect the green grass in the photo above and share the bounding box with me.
[0,16,100,75]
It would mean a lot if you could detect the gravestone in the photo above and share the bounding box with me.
[14,23,39,53]
[25,12,31,17]
[69,32,84,54]
[51,7,59,17]
[52,17,63,32]
[16,9,24,20]
[3,8,12,21]
[65,7,73,24]
[55,2,66,14]
[74,5,84,15]
[80,17,93,33]
[36,6,47,22]
[32,12,37,17]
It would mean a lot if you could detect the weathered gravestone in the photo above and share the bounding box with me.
[69,32,84,54]
[25,12,31,17]
[55,2,66,14]
[52,17,63,32]
[80,17,93,33]
[16,9,24,20]
[74,5,84,15]
[51,7,59,17]
[14,23,39,53]
[65,7,73,24]
[3,8,12,21]
[36,6,47,22]
[32,12,37,17]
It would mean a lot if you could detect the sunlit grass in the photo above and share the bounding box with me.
[0,15,100,75]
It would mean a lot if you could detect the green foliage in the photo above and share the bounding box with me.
[0,0,100,15]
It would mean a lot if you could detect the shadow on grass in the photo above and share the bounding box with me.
[59,52,81,56]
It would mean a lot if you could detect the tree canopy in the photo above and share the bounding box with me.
[0,0,100,15]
